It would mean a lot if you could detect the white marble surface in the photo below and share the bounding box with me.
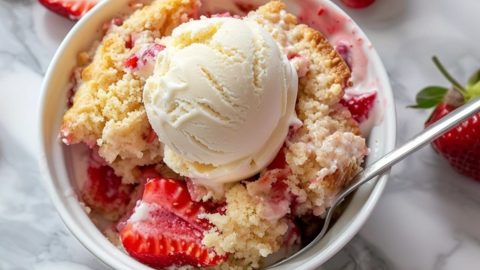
[1,0,480,269]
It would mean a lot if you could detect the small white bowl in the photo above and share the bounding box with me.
[38,0,396,269]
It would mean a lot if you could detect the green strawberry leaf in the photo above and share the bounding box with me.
[467,81,480,99]
[466,69,480,100]
[408,86,448,108]
[467,69,480,88]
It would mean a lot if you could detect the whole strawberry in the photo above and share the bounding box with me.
[411,56,480,181]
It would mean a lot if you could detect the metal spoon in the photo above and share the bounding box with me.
[269,97,480,268]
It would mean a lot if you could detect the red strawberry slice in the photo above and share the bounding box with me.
[143,44,165,59]
[39,0,99,20]
[141,178,213,230]
[335,42,352,70]
[124,55,139,69]
[247,169,293,220]
[268,147,287,170]
[120,178,226,268]
[234,2,257,13]
[340,92,377,123]
[116,166,162,232]
[124,43,165,70]
[81,164,134,220]
[143,126,158,144]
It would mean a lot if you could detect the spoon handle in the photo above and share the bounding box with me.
[341,97,480,204]
[269,98,480,268]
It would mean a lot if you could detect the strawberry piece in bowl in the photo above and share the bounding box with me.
[119,178,227,268]
[81,164,134,221]
[247,168,294,220]
[124,43,166,77]
[39,0,99,20]
[340,92,377,123]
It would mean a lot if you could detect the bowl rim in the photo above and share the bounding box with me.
[37,0,396,269]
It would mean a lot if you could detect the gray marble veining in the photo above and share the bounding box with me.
[1,0,480,269]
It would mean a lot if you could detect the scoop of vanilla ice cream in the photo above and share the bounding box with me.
[143,17,298,184]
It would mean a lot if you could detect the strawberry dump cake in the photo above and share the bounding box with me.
[61,0,371,268]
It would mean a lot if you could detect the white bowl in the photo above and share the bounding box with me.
[38,0,396,269]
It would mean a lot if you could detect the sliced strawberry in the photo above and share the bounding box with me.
[268,147,287,170]
[185,178,213,203]
[124,43,165,71]
[124,55,139,69]
[82,164,134,220]
[340,92,377,123]
[247,169,293,220]
[116,167,162,232]
[120,178,226,268]
[142,178,214,230]
[39,0,99,20]
[234,2,257,13]
[142,44,166,60]
[335,42,353,70]
[185,179,227,214]
[143,126,158,144]
[125,34,134,49]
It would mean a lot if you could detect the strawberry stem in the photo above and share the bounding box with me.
[432,56,467,96]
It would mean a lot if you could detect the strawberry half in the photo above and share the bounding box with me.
[119,178,226,268]
[340,92,377,123]
[81,164,134,220]
[411,56,480,181]
[39,0,99,20]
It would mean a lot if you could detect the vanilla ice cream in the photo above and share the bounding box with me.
[143,17,298,184]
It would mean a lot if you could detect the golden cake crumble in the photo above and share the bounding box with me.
[62,0,200,183]
[61,1,367,269]
[200,3,366,268]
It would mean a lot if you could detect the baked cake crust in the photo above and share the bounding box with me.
[201,2,366,268]
[62,0,199,183]
[61,1,367,269]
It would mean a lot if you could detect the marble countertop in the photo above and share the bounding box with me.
[1,0,480,269]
